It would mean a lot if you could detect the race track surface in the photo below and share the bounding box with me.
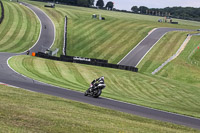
[118,28,190,67]
[0,3,199,130]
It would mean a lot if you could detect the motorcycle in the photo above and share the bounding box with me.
[84,80,106,98]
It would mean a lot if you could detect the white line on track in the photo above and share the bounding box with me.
[117,28,158,65]
[135,31,168,67]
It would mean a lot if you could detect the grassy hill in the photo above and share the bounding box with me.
[0,0,40,53]
[1,84,199,132]
[23,0,200,63]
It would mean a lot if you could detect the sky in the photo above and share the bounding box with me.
[95,0,200,11]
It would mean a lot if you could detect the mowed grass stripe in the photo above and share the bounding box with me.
[8,4,28,52]
[73,20,131,57]
[35,59,83,89]
[87,22,133,57]
[0,1,12,36]
[12,4,38,52]
[0,3,24,51]
[0,2,19,45]
[71,19,115,50]
[0,2,15,45]
[58,8,79,19]
[44,60,86,88]
[9,55,200,118]
[55,61,88,86]
[0,1,40,53]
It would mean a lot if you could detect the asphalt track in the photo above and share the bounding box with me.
[118,28,191,67]
[0,3,200,130]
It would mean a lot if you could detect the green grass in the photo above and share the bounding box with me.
[0,0,40,53]
[9,55,200,118]
[138,31,193,73]
[156,35,200,87]
[22,0,200,63]
[1,84,199,133]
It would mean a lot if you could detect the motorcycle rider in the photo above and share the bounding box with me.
[90,76,104,91]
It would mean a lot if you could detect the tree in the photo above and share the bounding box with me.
[105,1,114,10]
[77,0,89,7]
[96,0,104,8]
[138,6,148,14]
[131,6,138,13]
[88,0,94,6]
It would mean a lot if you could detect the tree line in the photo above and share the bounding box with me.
[131,6,200,21]
[34,0,113,9]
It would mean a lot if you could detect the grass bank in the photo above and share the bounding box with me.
[156,35,200,87]
[138,31,193,73]
[0,84,199,132]
[137,30,200,87]
[9,55,200,118]
[0,0,40,53]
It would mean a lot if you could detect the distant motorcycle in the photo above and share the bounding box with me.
[84,80,106,98]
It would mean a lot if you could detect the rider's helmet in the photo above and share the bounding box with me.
[99,76,104,84]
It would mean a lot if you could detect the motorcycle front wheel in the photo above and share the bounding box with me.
[93,89,102,98]
[84,90,89,96]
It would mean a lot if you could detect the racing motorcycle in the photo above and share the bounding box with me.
[84,80,106,98]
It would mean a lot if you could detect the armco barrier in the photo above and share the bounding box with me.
[36,52,60,61]
[36,52,138,72]
[0,1,4,24]
[60,55,108,63]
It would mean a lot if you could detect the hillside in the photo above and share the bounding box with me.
[156,35,200,86]
[23,0,200,63]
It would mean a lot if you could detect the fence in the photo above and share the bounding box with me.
[36,52,138,72]
[63,16,67,55]
[0,1,4,24]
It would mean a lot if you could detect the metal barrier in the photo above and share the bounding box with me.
[63,16,67,55]
[0,1,4,24]
[36,52,138,72]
